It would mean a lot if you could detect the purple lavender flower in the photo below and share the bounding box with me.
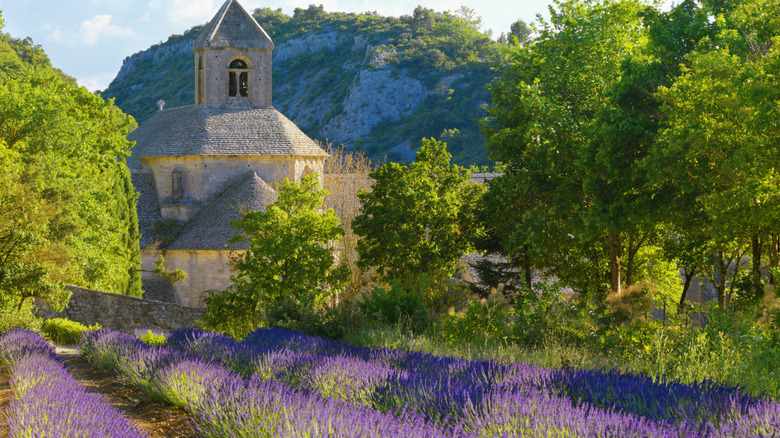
[2,329,147,438]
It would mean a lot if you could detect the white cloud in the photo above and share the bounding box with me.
[167,0,219,24]
[80,14,137,45]
[79,72,118,92]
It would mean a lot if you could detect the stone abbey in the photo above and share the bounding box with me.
[128,0,327,307]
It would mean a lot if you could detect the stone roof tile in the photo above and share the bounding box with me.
[193,0,274,50]
[131,170,163,249]
[127,102,327,167]
[167,172,277,250]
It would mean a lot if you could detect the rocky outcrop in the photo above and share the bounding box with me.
[274,31,346,63]
[115,39,193,83]
[320,69,428,145]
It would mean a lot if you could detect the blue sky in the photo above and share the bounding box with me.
[0,1,550,91]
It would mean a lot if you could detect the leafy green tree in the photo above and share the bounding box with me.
[0,15,140,302]
[0,145,70,315]
[482,0,647,298]
[353,138,485,290]
[508,19,532,44]
[202,174,351,338]
[647,0,780,307]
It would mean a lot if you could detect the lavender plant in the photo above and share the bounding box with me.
[0,329,147,438]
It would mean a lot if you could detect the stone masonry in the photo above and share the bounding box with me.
[36,285,204,334]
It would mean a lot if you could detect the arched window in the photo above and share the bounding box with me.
[197,56,204,104]
[228,59,249,97]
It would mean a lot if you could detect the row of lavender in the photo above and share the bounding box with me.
[180,328,780,436]
[0,329,147,438]
[82,327,780,437]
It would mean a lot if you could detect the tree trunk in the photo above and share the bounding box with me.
[752,233,763,299]
[626,231,650,287]
[626,234,635,287]
[608,230,622,295]
[678,266,696,312]
[769,233,779,286]
[523,244,532,289]
[717,251,727,309]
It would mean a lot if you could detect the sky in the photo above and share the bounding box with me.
[0,0,551,92]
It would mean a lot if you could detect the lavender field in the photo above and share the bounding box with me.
[79,327,780,437]
[2,326,779,437]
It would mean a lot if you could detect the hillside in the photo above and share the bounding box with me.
[102,5,510,166]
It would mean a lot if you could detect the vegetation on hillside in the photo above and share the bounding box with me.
[0,14,142,330]
[102,5,517,166]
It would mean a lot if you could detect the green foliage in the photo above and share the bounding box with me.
[149,219,186,248]
[152,255,187,285]
[41,318,100,345]
[138,329,167,347]
[0,300,42,334]
[200,285,261,340]
[268,299,368,341]
[113,163,142,297]
[360,279,432,334]
[434,293,511,346]
[202,174,351,339]
[353,138,484,293]
[0,16,140,325]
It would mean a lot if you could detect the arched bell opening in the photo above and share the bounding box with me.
[228,58,250,97]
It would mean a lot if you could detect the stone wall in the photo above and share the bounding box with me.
[37,285,204,334]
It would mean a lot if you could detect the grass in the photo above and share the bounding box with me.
[343,322,780,400]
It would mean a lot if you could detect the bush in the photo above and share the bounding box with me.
[360,279,432,334]
[137,329,167,347]
[41,318,100,345]
[512,282,577,347]
[267,299,368,341]
[0,301,42,335]
[433,292,512,346]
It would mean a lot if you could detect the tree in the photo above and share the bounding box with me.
[482,0,647,299]
[202,174,351,338]
[0,15,139,305]
[412,6,435,31]
[508,19,532,44]
[0,145,70,316]
[353,138,485,290]
[646,0,780,307]
[455,6,482,30]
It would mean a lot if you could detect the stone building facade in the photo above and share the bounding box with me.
[128,0,328,307]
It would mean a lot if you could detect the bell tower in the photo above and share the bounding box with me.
[193,0,274,107]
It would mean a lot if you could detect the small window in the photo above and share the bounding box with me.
[239,72,248,97]
[172,170,183,201]
[229,72,237,97]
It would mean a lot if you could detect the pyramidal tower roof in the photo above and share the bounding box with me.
[193,0,274,50]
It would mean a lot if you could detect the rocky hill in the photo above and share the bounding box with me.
[102,5,511,165]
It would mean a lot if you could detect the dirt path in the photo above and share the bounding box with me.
[60,350,200,437]
[0,368,11,437]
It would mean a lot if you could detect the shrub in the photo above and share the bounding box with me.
[42,318,100,345]
[137,329,168,347]
[360,279,432,334]
[433,292,512,346]
[0,301,42,334]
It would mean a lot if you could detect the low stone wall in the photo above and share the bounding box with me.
[37,285,204,334]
